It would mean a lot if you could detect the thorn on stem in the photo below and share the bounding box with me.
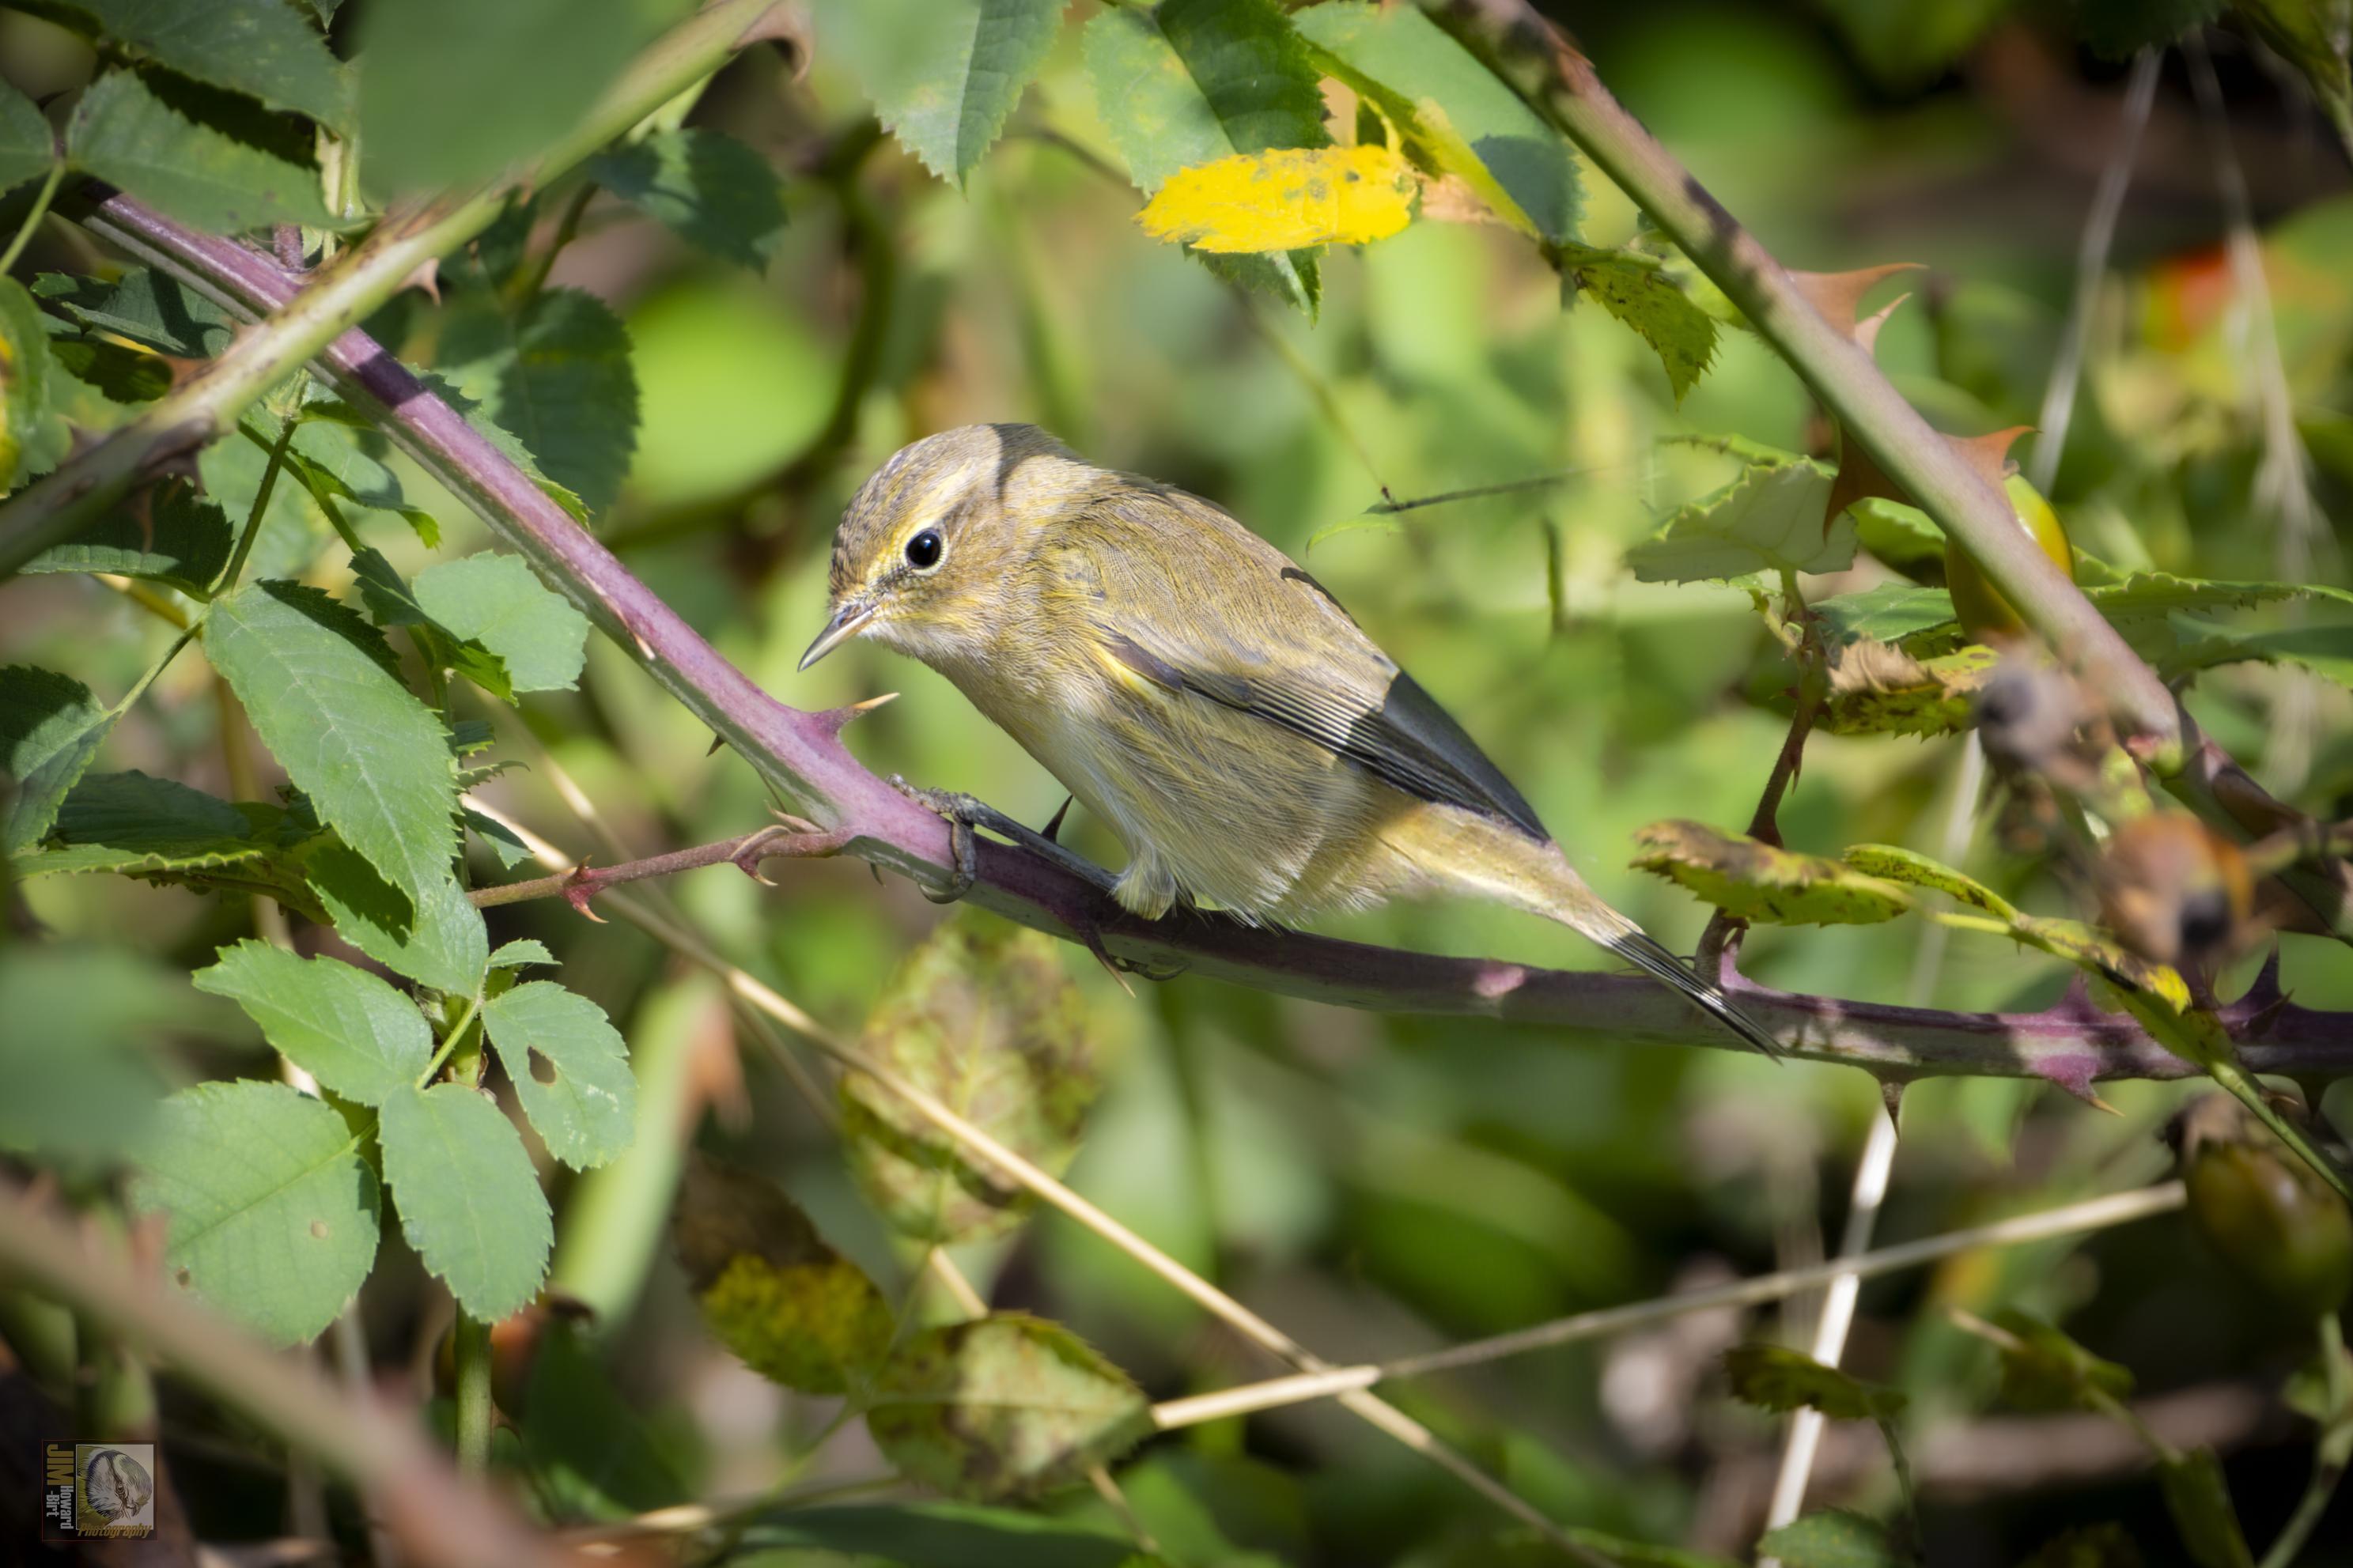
[562,863,608,922]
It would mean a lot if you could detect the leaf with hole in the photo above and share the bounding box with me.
[193,940,433,1103]
[1631,820,1912,926]
[866,1313,1152,1501]
[481,980,636,1169]
[672,1155,893,1396]
[376,1080,551,1321]
[131,1079,380,1345]
[841,914,1098,1245]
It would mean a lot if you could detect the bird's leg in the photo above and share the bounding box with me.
[887,777,1118,901]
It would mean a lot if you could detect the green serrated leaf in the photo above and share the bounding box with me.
[464,807,535,871]
[1563,244,1716,402]
[1810,582,1959,648]
[1626,458,1852,582]
[1721,1343,1907,1421]
[1754,1509,1903,1568]
[202,580,459,913]
[2158,1448,2253,1568]
[47,334,174,404]
[347,547,515,701]
[32,268,240,358]
[1840,844,2019,922]
[0,77,56,198]
[2,276,65,492]
[1296,0,1579,244]
[304,840,490,995]
[482,980,635,1169]
[588,127,788,269]
[437,287,639,518]
[20,482,232,593]
[2165,621,2353,689]
[17,769,329,916]
[376,1080,551,1320]
[673,1155,894,1396]
[1084,0,1327,314]
[1848,497,1947,575]
[52,0,349,129]
[489,939,557,969]
[826,0,1060,185]
[411,367,592,522]
[67,68,333,235]
[842,914,1098,1245]
[192,940,433,1103]
[131,1079,380,1344]
[283,410,442,546]
[413,552,590,693]
[866,1313,1152,1501]
[1630,819,1912,926]
[1,663,115,852]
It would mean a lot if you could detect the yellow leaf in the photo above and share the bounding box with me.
[1137,145,1415,254]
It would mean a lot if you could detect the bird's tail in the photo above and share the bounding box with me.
[1595,921,1784,1063]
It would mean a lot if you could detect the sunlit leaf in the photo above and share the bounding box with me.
[482,980,636,1169]
[304,841,490,996]
[1840,843,2020,922]
[413,552,591,694]
[437,287,640,518]
[376,1080,551,1321]
[1810,582,1959,648]
[1563,244,1717,403]
[192,940,432,1104]
[1139,144,1414,253]
[1,277,64,493]
[68,69,334,235]
[825,0,1062,184]
[1625,457,1852,582]
[1818,638,1998,739]
[1630,819,1912,926]
[31,268,240,359]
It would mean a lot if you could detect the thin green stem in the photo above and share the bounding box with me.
[214,416,300,594]
[0,160,65,277]
[502,179,598,309]
[2257,1313,2352,1568]
[450,1313,494,1475]
[419,992,484,1086]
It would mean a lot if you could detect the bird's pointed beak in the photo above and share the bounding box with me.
[798,600,874,672]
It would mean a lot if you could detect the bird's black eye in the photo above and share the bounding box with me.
[905,529,943,569]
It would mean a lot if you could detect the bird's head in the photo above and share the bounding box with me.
[800,422,1091,671]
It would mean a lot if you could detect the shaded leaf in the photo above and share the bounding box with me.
[825,0,1062,184]
[672,1155,893,1396]
[1840,843,2020,921]
[47,334,174,403]
[0,77,56,198]
[192,939,433,1104]
[1754,1510,1902,1568]
[68,68,333,235]
[437,287,639,518]
[412,368,591,523]
[1562,244,1718,403]
[304,841,490,995]
[202,580,457,913]
[2164,621,2353,689]
[465,807,536,871]
[131,1079,379,1344]
[1721,1343,1905,1421]
[1,276,64,492]
[1084,0,1326,313]
[31,267,237,357]
[519,1319,688,1517]
[588,127,788,270]
[866,1313,1152,1501]
[1984,1309,2135,1412]
[413,552,591,694]
[2158,1448,2253,1568]
[0,663,114,852]
[1630,819,1912,926]
[842,914,1097,1245]
[20,483,232,593]
[51,0,348,128]
[1442,1528,1740,1568]
[376,1080,552,1320]
[482,980,636,1169]
[17,771,329,916]
[1848,497,1948,575]
[1296,0,1579,243]
[1139,144,1414,252]
[1625,457,1852,582]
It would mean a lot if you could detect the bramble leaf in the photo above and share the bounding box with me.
[1721,1343,1907,1421]
[376,1081,551,1320]
[1625,457,1853,582]
[413,553,590,694]
[825,0,1061,185]
[437,287,640,518]
[51,0,349,129]
[1841,843,2019,922]
[192,940,432,1104]
[588,128,788,270]
[1631,820,1912,926]
[303,841,490,995]
[482,980,636,1169]
[1562,244,1718,403]
[20,483,232,594]
[1818,638,1998,739]
[0,77,55,198]
[0,663,115,852]
[68,69,333,235]
[32,268,240,359]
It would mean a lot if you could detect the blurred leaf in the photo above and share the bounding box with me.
[2234,0,2351,138]
[672,1154,893,1396]
[2067,0,2225,54]
[1138,144,1415,252]
[0,945,176,1159]
[1625,458,1852,582]
[356,0,687,191]
[0,77,56,197]
[1,663,115,852]
[32,268,239,358]
[2165,622,2353,689]
[865,1313,1152,1500]
[1849,498,1947,576]
[1983,1309,2135,1412]
[1755,1511,1903,1568]
[1296,0,1579,243]
[438,287,639,518]
[68,68,333,234]
[377,1080,552,1321]
[1841,843,2020,921]
[826,0,1061,184]
[482,980,636,1169]
[43,0,349,128]
[1818,639,1997,739]
[2083,574,2349,648]
[490,939,558,970]
[1084,0,1328,312]
[283,410,444,547]
[1814,0,2012,86]
[2018,1524,2143,1568]
[518,1319,688,1518]
[842,914,1097,1245]
[1630,819,1913,925]
[413,552,591,693]
[2177,1099,2353,1319]
[19,484,233,594]
[1721,1343,1906,1420]
[2,277,64,493]
[1563,244,1718,402]
[588,127,787,270]
[1810,583,1959,648]
[736,1502,1139,1567]
[132,1079,380,1344]
[202,580,458,914]
[192,939,433,1103]
[466,807,537,871]
[305,841,490,995]
[2158,1449,2253,1568]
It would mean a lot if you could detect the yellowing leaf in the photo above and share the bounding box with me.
[1137,144,1414,254]
[1630,820,1913,926]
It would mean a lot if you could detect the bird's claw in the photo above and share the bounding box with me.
[887,775,1118,899]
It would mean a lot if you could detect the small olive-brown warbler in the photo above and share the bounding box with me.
[801,424,1780,1058]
